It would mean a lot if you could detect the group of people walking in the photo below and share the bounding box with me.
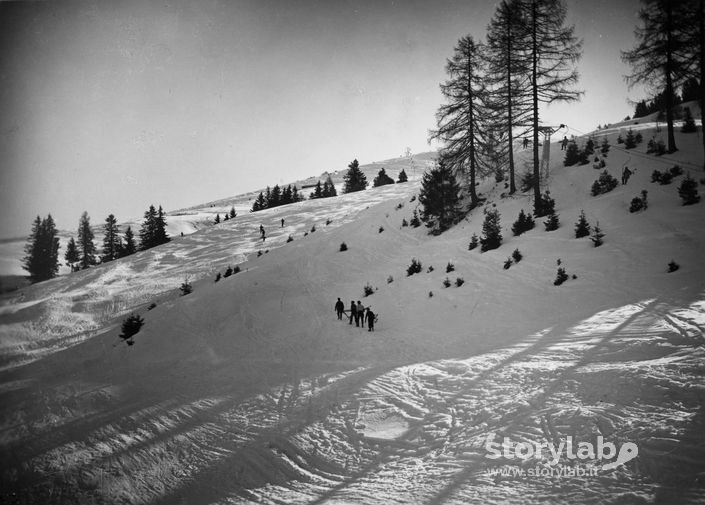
[334,298,376,332]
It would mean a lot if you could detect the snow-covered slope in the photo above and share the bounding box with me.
[0,129,703,504]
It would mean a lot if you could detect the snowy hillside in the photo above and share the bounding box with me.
[0,128,704,504]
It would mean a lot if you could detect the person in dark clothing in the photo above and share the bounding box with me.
[259,224,266,241]
[349,300,357,325]
[281,218,285,228]
[356,301,364,327]
[335,297,345,320]
[561,136,568,150]
[365,307,376,332]
[622,166,633,185]
[522,137,529,149]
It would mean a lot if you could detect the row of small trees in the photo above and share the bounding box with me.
[23,204,170,282]
[252,184,304,212]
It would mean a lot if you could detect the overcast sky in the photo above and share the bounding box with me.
[0,0,642,238]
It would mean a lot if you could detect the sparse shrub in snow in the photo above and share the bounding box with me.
[584,138,595,155]
[326,218,332,226]
[574,210,591,238]
[678,174,701,205]
[468,233,479,250]
[120,313,144,344]
[410,194,416,202]
[629,190,648,213]
[534,191,555,217]
[651,169,663,183]
[287,234,294,243]
[396,202,404,210]
[591,170,618,196]
[617,134,624,144]
[511,209,535,236]
[363,283,375,297]
[257,250,263,257]
[214,213,220,224]
[668,260,680,272]
[407,258,422,276]
[442,277,451,288]
[427,265,434,273]
[544,212,560,231]
[446,262,455,273]
[398,169,408,183]
[428,291,433,298]
[647,138,666,155]
[669,165,683,177]
[233,265,241,274]
[224,266,233,277]
[387,275,394,284]
[378,226,384,233]
[504,258,513,270]
[179,278,193,296]
[512,248,523,263]
[402,218,409,227]
[339,242,348,251]
[635,131,643,144]
[480,208,502,252]
[148,303,157,311]
[590,222,605,247]
[455,277,465,287]
[554,266,569,286]
[311,225,316,233]
[215,272,222,282]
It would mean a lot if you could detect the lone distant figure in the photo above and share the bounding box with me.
[561,136,568,150]
[622,166,633,185]
[365,307,376,332]
[281,218,285,228]
[260,224,266,241]
[335,297,345,320]
[522,137,529,149]
[349,300,357,325]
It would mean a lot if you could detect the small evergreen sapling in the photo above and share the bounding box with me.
[574,210,591,238]
[590,222,605,247]
[504,258,513,270]
[224,266,233,277]
[544,212,560,231]
[442,277,451,288]
[446,262,455,273]
[629,190,648,212]
[120,313,144,344]
[668,260,680,273]
[678,174,700,205]
[339,242,348,251]
[511,209,535,236]
[591,170,618,196]
[512,248,523,263]
[402,218,409,227]
[287,235,294,243]
[455,277,465,287]
[180,278,193,296]
[378,226,385,233]
[600,138,610,154]
[468,233,479,250]
[387,275,394,284]
[215,272,222,282]
[407,258,422,276]
[363,283,375,297]
[410,209,421,228]
[554,267,569,285]
[480,208,502,252]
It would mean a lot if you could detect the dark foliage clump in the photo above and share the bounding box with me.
[446,262,455,273]
[574,210,591,238]
[120,314,144,344]
[504,258,513,270]
[215,272,222,282]
[544,212,560,231]
[455,277,465,287]
[480,208,502,252]
[629,190,648,212]
[647,138,666,155]
[534,191,555,218]
[590,222,605,247]
[442,277,451,288]
[468,233,479,250]
[179,279,193,296]
[554,267,569,286]
[512,248,523,263]
[363,283,375,297]
[678,174,701,205]
[591,170,618,196]
[668,260,679,273]
[511,209,535,236]
[340,242,348,252]
[407,258,422,276]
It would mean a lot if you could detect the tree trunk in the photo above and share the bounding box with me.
[467,55,479,206]
[531,0,541,215]
[665,0,678,153]
[506,16,516,194]
[699,0,705,169]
